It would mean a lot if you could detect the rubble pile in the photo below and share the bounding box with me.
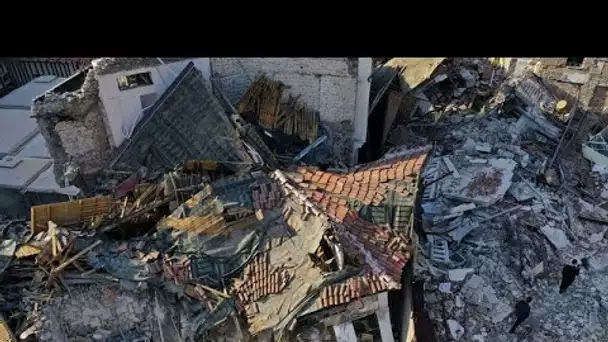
[413,69,608,341]
[0,62,425,342]
[5,57,608,342]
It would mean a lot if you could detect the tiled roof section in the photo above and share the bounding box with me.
[314,274,390,309]
[230,252,293,305]
[110,62,252,174]
[299,215,412,312]
[230,199,328,334]
[291,148,429,221]
[269,169,414,311]
[336,213,412,281]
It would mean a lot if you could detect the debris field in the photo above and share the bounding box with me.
[2,57,608,342]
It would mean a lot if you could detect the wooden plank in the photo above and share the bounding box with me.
[0,313,16,342]
[30,196,115,234]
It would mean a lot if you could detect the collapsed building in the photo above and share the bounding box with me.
[5,57,608,342]
[29,58,373,193]
[0,57,431,342]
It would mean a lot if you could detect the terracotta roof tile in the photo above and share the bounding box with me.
[262,151,428,310]
[314,272,400,310]
[303,171,314,181]
[232,253,293,306]
[311,172,323,183]
[319,173,331,185]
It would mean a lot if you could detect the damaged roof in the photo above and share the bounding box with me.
[383,58,447,90]
[226,149,429,334]
[231,201,328,334]
[147,147,429,336]
[92,57,191,76]
[0,75,66,110]
[288,146,430,227]
[109,62,252,174]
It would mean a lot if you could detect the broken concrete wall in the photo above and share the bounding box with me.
[32,69,113,185]
[508,58,608,115]
[211,58,361,164]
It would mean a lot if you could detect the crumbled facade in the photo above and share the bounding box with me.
[31,69,113,186]
[32,58,371,186]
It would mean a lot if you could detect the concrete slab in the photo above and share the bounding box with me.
[447,319,464,340]
[509,182,536,202]
[440,158,516,206]
[448,268,474,282]
[540,225,571,249]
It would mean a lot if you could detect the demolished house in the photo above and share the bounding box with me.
[389,59,608,342]
[6,57,608,342]
[0,144,428,341]
[27,58,373,195]
[0,57,431,342]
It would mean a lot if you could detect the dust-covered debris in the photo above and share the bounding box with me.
[411,62,608,342]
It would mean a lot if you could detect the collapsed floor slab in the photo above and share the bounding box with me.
[440,158,516,206]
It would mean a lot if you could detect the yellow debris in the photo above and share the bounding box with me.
[556,100,568,113]
[15,244,42,259]
[0,314,16,342]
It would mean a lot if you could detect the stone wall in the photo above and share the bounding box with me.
[210,58,360,164]
[32,69,113,185]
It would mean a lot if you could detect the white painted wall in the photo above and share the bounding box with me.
[95,58,211,147]
[210,58,364,123]
[352,57,373,164]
